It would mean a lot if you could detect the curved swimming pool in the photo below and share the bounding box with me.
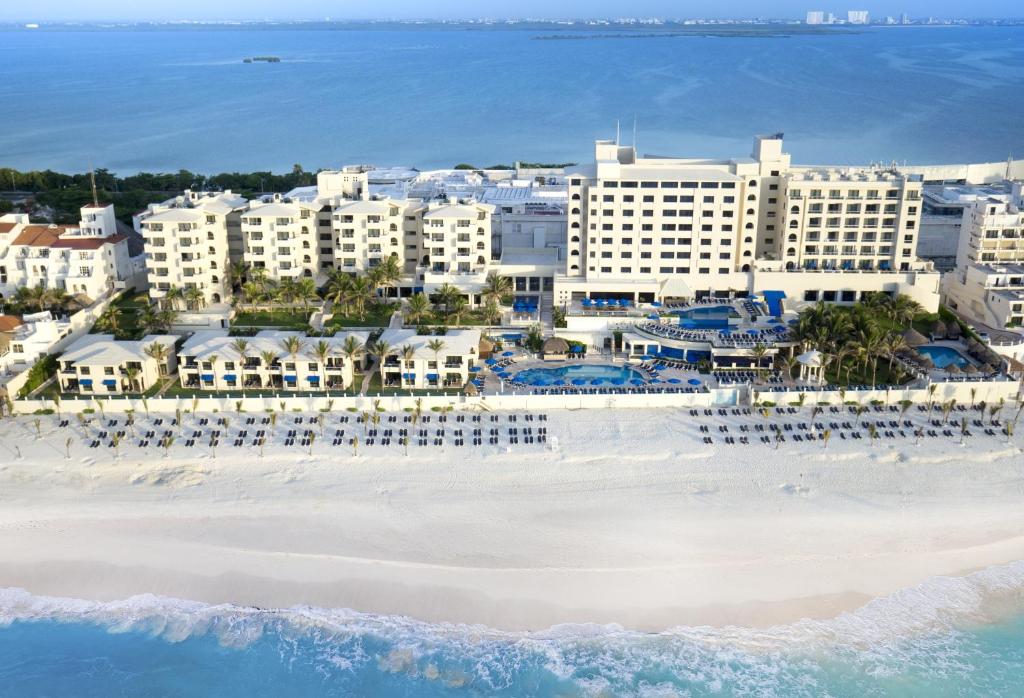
[512,364,646,385]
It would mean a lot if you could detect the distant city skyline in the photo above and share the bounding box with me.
[2,1,1022,22]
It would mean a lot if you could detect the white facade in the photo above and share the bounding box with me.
[847,10,870,24]
[377,328,480,390]
[241,195,324,281]
[177,329,371,392]
[329,198,423,276]
[0,204,132,301]
[58,333,178,395]
[557,135,939,309]
[0,311,72,374]
[805,11,825,24]
[137,190,247,306]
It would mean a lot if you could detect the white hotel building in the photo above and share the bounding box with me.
[136,190,248,306]
[0,204,132,301]
[942,182,1024,355]
[555,135,939,311]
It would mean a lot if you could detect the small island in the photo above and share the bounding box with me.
[243,56,281,63]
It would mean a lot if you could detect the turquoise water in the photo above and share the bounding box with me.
[2,26,1024,172]
[3,563,1024,696]
[513,364,645,385]
[676,305,735,330]
[918,345,971,369]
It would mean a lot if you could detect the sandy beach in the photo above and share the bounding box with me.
[0,405,1021,632]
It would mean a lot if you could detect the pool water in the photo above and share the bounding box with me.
[676,305,734,330]
[917,345,971,369]
[512,364,645,385]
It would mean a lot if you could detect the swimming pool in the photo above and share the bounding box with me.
[512,364,646,385]
[675,305,735,330]
[917,345,971,370]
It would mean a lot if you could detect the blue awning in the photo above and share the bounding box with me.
[284,376,297,383]
[222,374,237,381]
[307,376,320,382]
[102,379,116,386]
[201,374,214,381]
[79,378,93,385]
[426,373,439,380]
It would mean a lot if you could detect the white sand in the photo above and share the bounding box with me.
[0,405,1021,631]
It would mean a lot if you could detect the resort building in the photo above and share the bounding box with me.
[176,330,371,392]
[416,200,496,304]
[377,328,481,390]
[0,311,72,374]
[240,194,325,281]
[918,182,1015,271]
[58,333,178,395]
[136,190,248,306]
[555,135,939,311]
[0,204,132,301]
[328,197,424,277]
[941,182,1024,356]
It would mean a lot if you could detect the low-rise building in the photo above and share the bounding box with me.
[58,333,177,395]
[176,330,371,392]
[0,204,132,301]
[377,328,481,390]
[0,311,72,374]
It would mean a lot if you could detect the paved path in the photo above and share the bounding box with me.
[359,358,379,396]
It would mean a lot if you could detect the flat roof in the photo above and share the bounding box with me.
[378,328,481,361]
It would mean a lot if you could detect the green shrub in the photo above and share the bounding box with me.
[17,354,59,398]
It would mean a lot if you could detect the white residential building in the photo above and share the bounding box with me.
[418,200,496,304]
[177,329,371,392]
[0,204,132,301]
[942,183,1024,351]
[377,328,481,390]
[847,10,870,24]
[136,190,248,306]
[806,11,825,24]
[0,311,72,374]
[58,333,178,395]
[329,197,424,276]
[241,194,324,281]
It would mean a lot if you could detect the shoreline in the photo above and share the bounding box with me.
[0,407,1021,632]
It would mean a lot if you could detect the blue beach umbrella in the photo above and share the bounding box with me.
[572,378,587,386]
[668,378,682,384]
[651,301,662,307]
[485,358,498,365]
[746,329,760,335]
[502,351,514,357]
[688,378,702,385]
[630,378,645,385]
[469,366,481,372]
[611,378,626,385]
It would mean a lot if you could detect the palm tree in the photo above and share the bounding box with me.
[241,281,264,312]
[144,341,170,377]
[889,294,922,326]
[433,283,462,315]
[98,306,123,335]
[927,384,938,414]
[404,292,433,325]
[163,285,184,311]
[482,272,512,305]
[370,255,403,301]
[400,344,416,384]
[312,339,331,381]
[481,299,502,326]
[124,366,142,393]
[446,296,469,325]
[370,339,392,364]
[184,286,206,312]
[294,277,319,313]
[231,338,250,370]
[426,338,446,375]
[280,336,305,370]
[340,335,365,393]
[821,429,831,449]
[750,343,769,376]
[867,424,879,447]
[260,349,279,377]
[228,261,249,292]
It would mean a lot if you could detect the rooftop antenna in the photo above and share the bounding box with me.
[89,163,99,207]
[615,119,620,145]
[632,114,638,150]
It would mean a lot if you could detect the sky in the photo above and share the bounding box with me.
[1,1,1021,22]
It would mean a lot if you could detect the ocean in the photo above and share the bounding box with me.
[2,560,1024,696]
[2,25,1024,173]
